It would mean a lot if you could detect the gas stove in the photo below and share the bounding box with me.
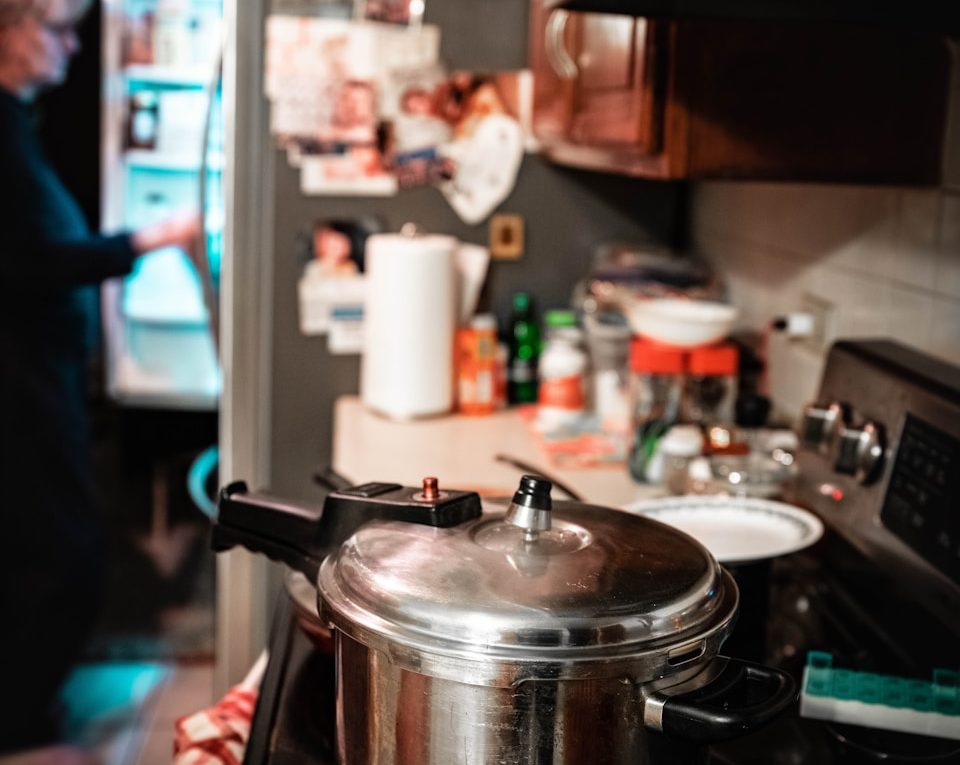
[243,341,960,764]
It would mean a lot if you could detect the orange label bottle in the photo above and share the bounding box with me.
[456,315,498,415]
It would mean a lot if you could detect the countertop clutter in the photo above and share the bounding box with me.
[332,395,663,508]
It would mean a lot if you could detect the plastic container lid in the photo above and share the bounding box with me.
[583,312,631,340]
[660,425,705,457]
[470,313,497,332]
[544,310,578,328]
[630,337,686,374]
[689,343,738,376]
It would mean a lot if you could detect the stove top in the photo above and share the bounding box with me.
[242,341,960,765]
[244,597,336,765]
[245,537,959,765]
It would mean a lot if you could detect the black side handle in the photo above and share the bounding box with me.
[211,479,484,582]
[656,657,797,743]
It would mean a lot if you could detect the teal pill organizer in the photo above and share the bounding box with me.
[800,651,960,741]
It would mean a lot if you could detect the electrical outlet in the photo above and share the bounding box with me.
[489,214,524,260]
[799,293,834,352]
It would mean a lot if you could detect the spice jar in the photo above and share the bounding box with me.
[456,314,497,416]
[683,343,738,427]
[628,338,685,482]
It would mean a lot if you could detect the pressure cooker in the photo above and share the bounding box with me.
[212,475,796,765]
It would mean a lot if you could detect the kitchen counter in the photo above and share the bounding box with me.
[332,396,663,507]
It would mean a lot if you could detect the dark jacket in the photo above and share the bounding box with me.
[0,83,139,546]
[0,85,139,751]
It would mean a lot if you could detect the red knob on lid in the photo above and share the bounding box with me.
[688,343,738,376]
[630,338,686,374]
[422,477,440,500]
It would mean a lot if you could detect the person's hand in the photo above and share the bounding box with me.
[131,211,202,255]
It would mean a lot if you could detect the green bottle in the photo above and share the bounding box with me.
[508,292,540,404]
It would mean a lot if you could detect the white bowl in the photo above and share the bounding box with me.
[623,298,738,346]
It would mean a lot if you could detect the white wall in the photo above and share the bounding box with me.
[690,45,960,420]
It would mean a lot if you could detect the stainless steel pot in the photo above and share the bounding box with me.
[213,475,795,764]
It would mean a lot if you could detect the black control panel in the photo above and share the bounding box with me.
[880,415,960,585]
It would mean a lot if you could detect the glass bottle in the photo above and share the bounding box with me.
[507,292,540,404]
[128,90,159,150]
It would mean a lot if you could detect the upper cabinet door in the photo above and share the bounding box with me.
[530,4,951,184]
[576,13,635,91]
[530,2,667,156]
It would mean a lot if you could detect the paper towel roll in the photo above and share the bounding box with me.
[361,233,458,419]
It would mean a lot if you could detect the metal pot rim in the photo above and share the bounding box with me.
[318,501,732,659]
[319,568,739,687]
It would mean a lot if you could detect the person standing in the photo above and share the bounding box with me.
[0,0,202,752]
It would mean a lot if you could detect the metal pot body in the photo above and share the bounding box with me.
[335,632,709,765]
[211,481,795,761]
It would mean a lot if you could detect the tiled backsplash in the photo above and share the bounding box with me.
[689,40,960,422]
[690,182,960,418]
[688,43,960,420]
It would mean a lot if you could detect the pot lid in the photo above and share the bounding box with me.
[317,476,732,660]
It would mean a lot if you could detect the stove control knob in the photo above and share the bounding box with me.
[800,401,849,454]
[833,421,885,485]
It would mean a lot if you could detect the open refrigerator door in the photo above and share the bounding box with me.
[100,0,223,410]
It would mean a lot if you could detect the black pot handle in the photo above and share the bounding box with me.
[648,657,797,744]
[211,480,483,581]
[212,481,331,581]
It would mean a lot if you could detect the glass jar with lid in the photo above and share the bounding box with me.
[628,338,685,482]
[683,342,738,426]
[583,312,632,433]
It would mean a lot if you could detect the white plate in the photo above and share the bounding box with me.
[622,495,824,564]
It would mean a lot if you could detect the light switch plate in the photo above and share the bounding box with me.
[489,214,525,260]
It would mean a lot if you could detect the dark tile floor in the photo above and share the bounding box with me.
[2,502,219,765]
[0,404,222,765]
[0,662,216,765]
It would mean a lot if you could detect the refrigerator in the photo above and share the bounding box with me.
[100,0,224,411]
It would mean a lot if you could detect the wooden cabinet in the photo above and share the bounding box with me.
[530,4,951,183]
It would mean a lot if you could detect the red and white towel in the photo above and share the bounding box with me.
[173,652,267,765]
